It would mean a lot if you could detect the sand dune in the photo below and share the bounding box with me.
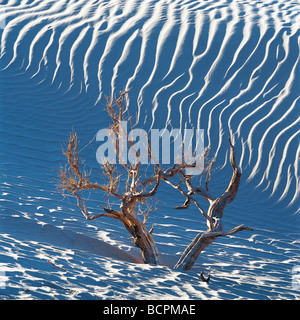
[0,0,299,299]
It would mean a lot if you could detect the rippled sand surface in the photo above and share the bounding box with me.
[0,0,299,299]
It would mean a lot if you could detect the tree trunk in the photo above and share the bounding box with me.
[174,224,252,270]
[174,138,252,271]
[120,204,160,265]
[174,232,218,270]
[131,220,160,265]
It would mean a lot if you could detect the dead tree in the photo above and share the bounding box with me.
[168,138,253,270]
[59,91,190,265]
[59,91,252,269]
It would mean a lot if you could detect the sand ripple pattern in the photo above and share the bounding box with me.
[0,0,300,300]
[2,0,298,208]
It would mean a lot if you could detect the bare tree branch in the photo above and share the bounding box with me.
[173,138,252,270]
[174,224,253,270]
[59,90,252,270]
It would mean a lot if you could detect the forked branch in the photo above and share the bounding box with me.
[173,138,252,270]
[59,90,252,270]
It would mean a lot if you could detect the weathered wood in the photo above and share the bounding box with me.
[174,224,253,270]
[59,93,162,265]
[119,200,160,265]
[174,138,252,270]
[130,218,160,264]
[59,91,252,271]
